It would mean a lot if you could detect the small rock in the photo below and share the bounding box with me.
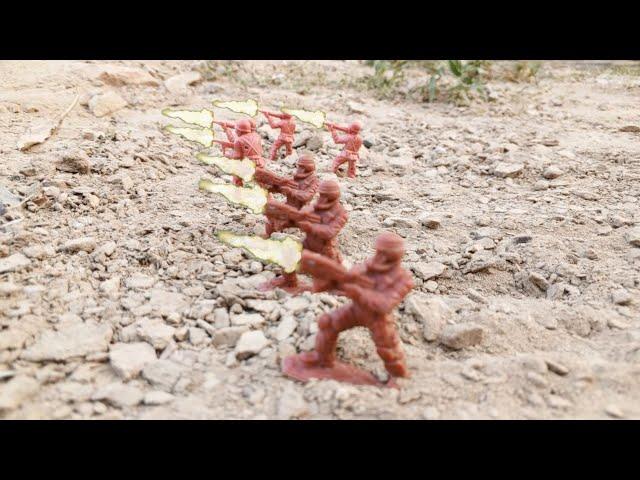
[23,245,55,260]
[92,382,144,408]
[125,274,156,289]
[611,289,632,306]
[619,125,640,133]
[528,271,549,291]
[277,387,309,419]
[0,253,31,274]
[0,376,39,411]
[231,312,265,327]
[88,91,128,117]
[188,327,208,346]
[542,165,562,179]
[109,342,157,380]
[493,162,524,178]
[136,320,176,350]
[405,294,451,342]
[412,261,446,281]
[141,360,184,392]
[305,134,323,151]
[96,64,159,87]
[545,359,569,376]
[164,71,202,94]
[143,391,175,405]
[625,228,640,247]
[56,149,91,174]
[61,237,97,254]
[422,406,440,420]
[419,213,442,229]
[212,326,248,347]
[546,394,572,410]
[439,323,485,350]
[235,330,269,360]
[604,404,624,419]
[275,315,297,341]
[0,282,22,297]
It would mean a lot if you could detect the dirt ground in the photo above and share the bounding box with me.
[0,60,639,419]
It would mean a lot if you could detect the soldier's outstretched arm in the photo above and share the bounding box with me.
[301,212,347,240]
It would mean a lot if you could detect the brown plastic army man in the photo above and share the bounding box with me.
[283,232,414,387]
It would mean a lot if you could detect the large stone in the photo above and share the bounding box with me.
[0,376,39,411]
[88,91,128,117]
[0,253,31,274]
[231,313,265,327]
[109,342,157,380]
[21,322,113,362]
[439,323,485,350]
[235,330,269,360]
[405,294,451,341]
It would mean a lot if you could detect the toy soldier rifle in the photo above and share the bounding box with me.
[324,122,349,132]
[212,138,234,149]
[300,250,374,290]
[253,167,298,192]
[260,110,288,120]
[264,198,321,224]
[213,120,236,129]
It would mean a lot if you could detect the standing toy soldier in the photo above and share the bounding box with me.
[326,120,363,178]
[213,119,265,185]
[260,179,347,292]
[283,232,414,387]
[261,110,296,160]
[255,153,319,237]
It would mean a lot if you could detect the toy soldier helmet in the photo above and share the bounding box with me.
[318,180,340,199]
[375,232,405,260]
[349,121,362,133]
[297,154,316,172]
[236,119,252,134]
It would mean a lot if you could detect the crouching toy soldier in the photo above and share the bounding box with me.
[260,179,347,292]
[283,232,414,387]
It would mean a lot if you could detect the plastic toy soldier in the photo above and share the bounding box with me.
[260,179,347,292]
[283,232,414,387]
[261,110,296,160]
[213,118,265,185]
[326,120,363,178]
[254,153,320,237]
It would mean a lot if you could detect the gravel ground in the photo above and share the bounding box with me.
[0,60,639,419]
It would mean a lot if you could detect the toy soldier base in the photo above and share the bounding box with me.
[282,355,392,387]
[282,233,413,388]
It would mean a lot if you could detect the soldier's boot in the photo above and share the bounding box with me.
[332,155,348,176]
[347,159,357,178]
[373,323,409,379]
[298,313,340,367]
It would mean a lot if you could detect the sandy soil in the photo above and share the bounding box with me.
[0,60,639,419]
